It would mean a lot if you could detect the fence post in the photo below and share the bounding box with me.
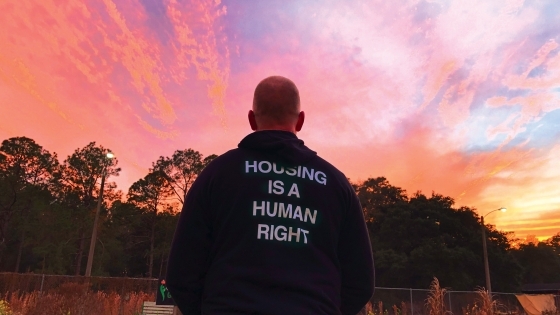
[448,291,452,314]
[410,288,414,315]
[39,274,45,296]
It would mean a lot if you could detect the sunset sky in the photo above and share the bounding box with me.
[1,0,559,240]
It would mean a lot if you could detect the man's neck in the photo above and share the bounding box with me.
[254,127,297,135]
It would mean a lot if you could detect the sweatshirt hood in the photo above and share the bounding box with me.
[238,130,317,165]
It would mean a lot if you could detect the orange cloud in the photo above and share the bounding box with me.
[1,0,559,241]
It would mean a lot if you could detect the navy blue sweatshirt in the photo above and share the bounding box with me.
[166,131,374,315]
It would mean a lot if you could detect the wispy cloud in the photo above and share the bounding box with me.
[0,0,559,238]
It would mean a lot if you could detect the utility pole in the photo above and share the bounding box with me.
[481,207,506,296]
[481,215,491,294]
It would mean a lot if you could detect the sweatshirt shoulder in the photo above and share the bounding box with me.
[311,155,353,190]
[203,148,245,169]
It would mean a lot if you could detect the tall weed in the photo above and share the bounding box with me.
[426,277,450,315]
[461,288,500,315]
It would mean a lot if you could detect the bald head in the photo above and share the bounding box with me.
[252,76,301,128]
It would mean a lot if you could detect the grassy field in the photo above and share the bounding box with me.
[0,278,517,315]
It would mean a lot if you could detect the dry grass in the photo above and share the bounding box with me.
[400,301,408,315]
[474,288,498,315]
[1,283,154,315]
[1,277,524,315]
[461,288,500,315]
[0,300,12,315]
[368,301,410,315]
[426,278,450,315]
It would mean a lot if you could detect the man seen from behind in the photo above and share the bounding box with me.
[166,75,374,315]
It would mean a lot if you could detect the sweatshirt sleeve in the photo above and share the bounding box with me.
[338,185,375,315]
[166,173,213,315]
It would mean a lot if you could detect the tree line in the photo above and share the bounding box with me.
[1,136,559,291]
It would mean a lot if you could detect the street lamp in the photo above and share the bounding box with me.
[85,152,114,277]
[481,207,506,295]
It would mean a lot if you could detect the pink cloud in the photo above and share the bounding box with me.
[1,0,559,239]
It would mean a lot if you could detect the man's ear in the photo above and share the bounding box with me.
[295,111,305,132]
[248,110,258,131]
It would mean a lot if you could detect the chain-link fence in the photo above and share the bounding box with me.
[372,287,530,315]
[0,272,157,296]
[1,272,555,315]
